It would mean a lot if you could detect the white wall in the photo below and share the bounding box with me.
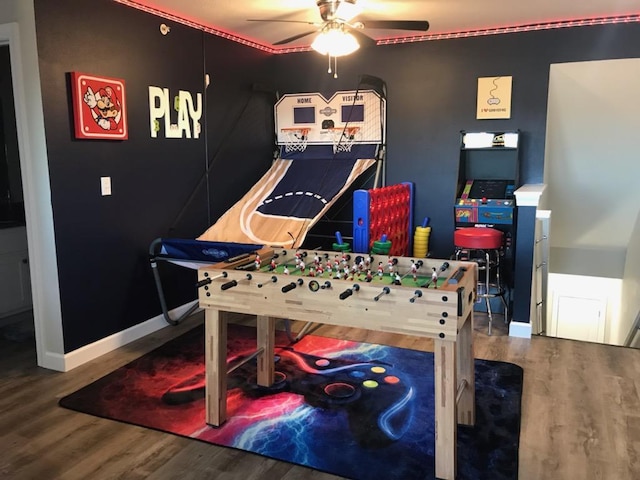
[544,58,640,278]
[544,58,640,344]
[0,1,65,369]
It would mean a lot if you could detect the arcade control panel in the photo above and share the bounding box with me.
[197,249,478,341]
[455,179,516,225]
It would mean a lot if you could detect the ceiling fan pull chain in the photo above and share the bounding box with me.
[327,54,332,75]
[333,55,338,78]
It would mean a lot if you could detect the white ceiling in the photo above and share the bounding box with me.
[119,0,640,50]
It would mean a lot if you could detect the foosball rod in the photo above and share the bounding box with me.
[221,273,252,290]
[196,271,227,288]
[400,260,424,280]
[257,276,278,288]
[373,286,390,301]
[227,347,265,375]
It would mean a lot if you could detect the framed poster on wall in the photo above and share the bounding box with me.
[70,72,128,140]
[476,76,512,120]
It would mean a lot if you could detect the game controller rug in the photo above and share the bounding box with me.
[59,324,523,480]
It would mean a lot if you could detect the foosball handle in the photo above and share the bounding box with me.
[281,278,304,293]
[339,284,359,300]
[221,280,238,290]
[448,267,467,285]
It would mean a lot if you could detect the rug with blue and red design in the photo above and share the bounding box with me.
[59,323,522,480]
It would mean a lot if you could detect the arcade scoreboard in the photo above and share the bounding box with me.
[198,248,478,480]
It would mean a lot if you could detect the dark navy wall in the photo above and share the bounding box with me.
[34,0,275,351]
[32,0,640,350]
[272,23,640,258]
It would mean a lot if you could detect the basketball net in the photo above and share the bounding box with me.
[281,128,310,153]
[329,126,360,153]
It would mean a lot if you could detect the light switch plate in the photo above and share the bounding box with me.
[101,176,112,196]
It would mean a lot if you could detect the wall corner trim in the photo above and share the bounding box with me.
[514,183,546,207]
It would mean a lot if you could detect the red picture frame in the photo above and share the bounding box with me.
[70,72,128,140]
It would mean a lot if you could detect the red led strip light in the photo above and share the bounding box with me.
[113,1,640,54]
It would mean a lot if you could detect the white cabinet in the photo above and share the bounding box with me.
[0,226,31,318]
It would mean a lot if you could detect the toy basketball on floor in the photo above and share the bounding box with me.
[413,226,431,257]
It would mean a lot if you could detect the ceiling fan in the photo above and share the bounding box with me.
[248,0,430,49]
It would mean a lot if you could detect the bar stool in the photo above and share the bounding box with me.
[454,227,509,335]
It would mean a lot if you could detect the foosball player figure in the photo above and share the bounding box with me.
[299,260,306,273]
[411,260,418,282]
[269,258,277,271]
[377,262,384,278]
[393,272,402,285]
[295,252,302,267]
[316,264,324,276]
[358,258,365,271]
[431,267,438,288]
[388,257,395,274]
[308,266,316,277]
[314,254,321,266]
[366,269,373,282]
[283,266,290,275]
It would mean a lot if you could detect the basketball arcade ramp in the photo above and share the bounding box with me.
[150,86,387,325]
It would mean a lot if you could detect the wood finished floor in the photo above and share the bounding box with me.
[1,312,639,480]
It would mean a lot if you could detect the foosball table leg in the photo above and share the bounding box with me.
[205,308,227,427]
[256,315,275,387]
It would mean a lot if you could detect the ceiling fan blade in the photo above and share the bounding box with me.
[349,29,377,48]
[273,30,318,46]
[360,20,430,31]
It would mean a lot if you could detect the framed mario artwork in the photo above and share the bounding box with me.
[70,72,128,140]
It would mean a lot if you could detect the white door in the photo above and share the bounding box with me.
[554,295,605,343]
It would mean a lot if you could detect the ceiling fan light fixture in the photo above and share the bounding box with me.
[311,27,360,57]
[334,0,362,22]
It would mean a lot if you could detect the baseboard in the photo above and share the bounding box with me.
[60,301,199,372]
[509,321,532,339]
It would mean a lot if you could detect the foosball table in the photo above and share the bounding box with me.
[197,248,478,480]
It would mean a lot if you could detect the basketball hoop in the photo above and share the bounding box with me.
[281,127,310,153]
[329,126,360,153]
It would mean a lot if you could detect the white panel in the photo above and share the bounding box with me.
[545,59,640,250]
[555,295,605,343]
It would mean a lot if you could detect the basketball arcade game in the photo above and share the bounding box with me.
[274,88,388,250]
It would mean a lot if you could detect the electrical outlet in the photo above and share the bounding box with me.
[100,176,112,196]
